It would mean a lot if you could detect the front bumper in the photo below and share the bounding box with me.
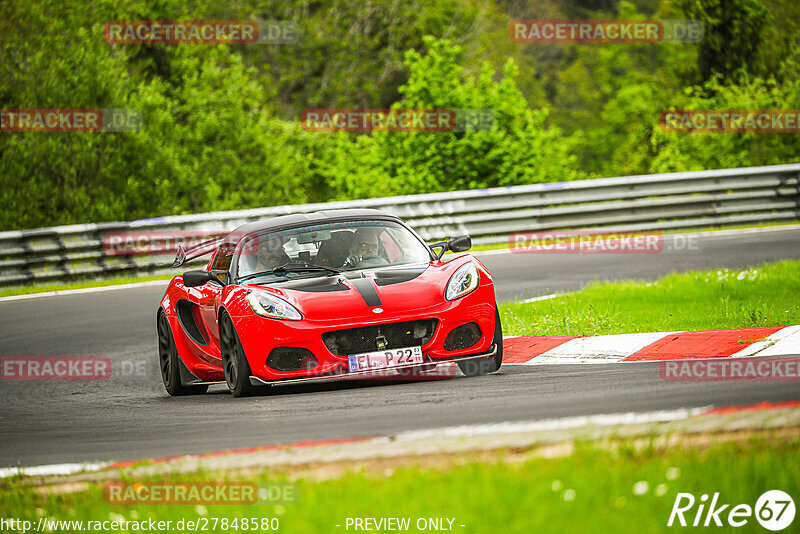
[232,286,496,382]
[249,343,498,386]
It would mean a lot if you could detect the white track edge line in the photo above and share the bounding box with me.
[518,293,559,304]
[0,280,168,302]
[0,462,110,479]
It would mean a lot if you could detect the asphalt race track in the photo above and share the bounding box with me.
[1,228,798,467]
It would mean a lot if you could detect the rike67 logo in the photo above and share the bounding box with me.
[668,490,795,530]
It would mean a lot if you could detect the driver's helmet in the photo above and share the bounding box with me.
[350,229,380,256]
[259,235,289,262]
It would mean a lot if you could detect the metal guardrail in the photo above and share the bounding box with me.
[1,163,798,286]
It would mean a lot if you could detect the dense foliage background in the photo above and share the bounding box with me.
[1,0,798,230]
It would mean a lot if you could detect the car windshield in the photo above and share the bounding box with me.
[235,220,431,281]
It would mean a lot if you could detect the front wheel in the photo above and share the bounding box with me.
[457,308,503,377]
[220,312,258,398]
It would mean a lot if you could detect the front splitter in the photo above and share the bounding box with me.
[249,344,498,387]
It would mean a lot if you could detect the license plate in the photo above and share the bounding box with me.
[348,346,423,372]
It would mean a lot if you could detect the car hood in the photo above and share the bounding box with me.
[251,264,446,320]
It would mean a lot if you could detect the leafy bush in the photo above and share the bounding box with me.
[322,36,581,199]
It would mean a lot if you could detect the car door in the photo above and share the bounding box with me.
[185,243,234,355]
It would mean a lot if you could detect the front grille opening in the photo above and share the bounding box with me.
[444,322,481,351]
[323,319,437,356]
[267,348,318,371]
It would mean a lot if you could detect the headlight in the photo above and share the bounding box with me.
[445,262,479,301]
[246,290,302,321]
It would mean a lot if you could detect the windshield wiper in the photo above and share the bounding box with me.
[272,262,342,275]
[237,270,290,283]
[237,263,341,283]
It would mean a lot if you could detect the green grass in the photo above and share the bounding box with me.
[0,274,172,298]
[500,259,800,336]
[1,436,797,533]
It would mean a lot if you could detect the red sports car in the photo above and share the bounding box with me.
[157,209,502,397]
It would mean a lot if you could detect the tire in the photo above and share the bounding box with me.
[457,308,503,377]
[157,310,208,396]
[220,312,258,398]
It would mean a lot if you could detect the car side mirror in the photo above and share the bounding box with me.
[430,234,472,260]
[183,270,225,287]
[448,235,472,253]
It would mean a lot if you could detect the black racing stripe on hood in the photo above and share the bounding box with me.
[350,277,381,307]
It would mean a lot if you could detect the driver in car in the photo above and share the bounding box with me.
[342,229,384,269]
[240,235,291,276]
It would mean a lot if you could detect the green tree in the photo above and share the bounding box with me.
[0,0,313,229]
[649,71,800,173]
[676,0,770,83]
[322,36,581,199]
